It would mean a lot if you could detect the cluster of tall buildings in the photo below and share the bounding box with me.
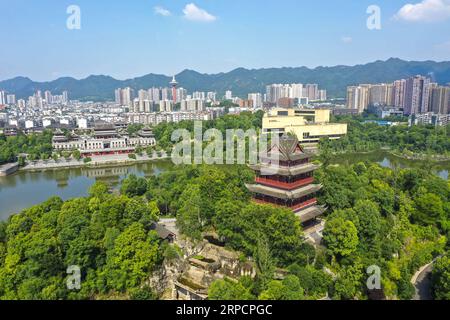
[0,91,16,105]
[265,83,327,105]
[115,80,217,112]
[0,90,68,108]
[115,87,177,106]
[346,75,450,116]
[117,76,221,126]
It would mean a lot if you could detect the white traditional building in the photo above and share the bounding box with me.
[52,125,156,157]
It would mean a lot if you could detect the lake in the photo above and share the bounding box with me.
[1,151,449,220]
[0,161,174,221]
[331,151,450,180]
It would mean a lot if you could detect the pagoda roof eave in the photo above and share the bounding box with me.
[249,163,321,176]
[246,183,322,200]
[259,153,312,162]
[295,205,326,223]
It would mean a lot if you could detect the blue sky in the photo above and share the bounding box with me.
[1,0,450,81]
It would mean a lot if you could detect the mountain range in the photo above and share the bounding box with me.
[1,58,450,101]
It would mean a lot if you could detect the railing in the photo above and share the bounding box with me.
[255,177,314,190]
[253,198,317,210]
[291,198,317,211]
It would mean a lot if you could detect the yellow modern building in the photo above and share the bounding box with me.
[262,108,347,144]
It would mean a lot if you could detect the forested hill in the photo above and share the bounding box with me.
[2,58,450,101]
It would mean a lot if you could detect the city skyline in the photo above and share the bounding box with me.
[1,0,450,81]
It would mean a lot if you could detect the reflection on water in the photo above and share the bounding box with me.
[0,161,174,221]
[331,151,450,180]
[1,152,449,221]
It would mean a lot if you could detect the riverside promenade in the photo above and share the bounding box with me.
[0,163,19,176]
[20,152,169,172]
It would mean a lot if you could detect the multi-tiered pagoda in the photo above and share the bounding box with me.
[246,135,325,223]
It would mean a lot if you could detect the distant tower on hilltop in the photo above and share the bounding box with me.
[170,75,178,104]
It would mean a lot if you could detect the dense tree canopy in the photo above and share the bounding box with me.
[432,256,450,300]
[317,162,448,299]
[0,182,163,300]
[152,111,264,151]
[0,130,53,164]
[320,120,450,155]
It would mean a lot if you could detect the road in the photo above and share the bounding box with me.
[411,258,440,300]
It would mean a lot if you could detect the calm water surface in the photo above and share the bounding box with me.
[0,161,173,220]
[331,151,450,180]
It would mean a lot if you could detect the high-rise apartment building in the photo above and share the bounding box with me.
[44,91,53,104]
[319,90,327,101]
[305,84,319,101]
[62,91,69,104]
[161,88,170,101]
[138,89,149,101]
[148,87,161,103]
[18,99,26,109]
[115,87,134,106]
[369,84,394,106]
[291,84,304,99]
[393,79,407,108]
[404,75,431,115]
[180,99,204,112]
[430,86,450,114]
[159,100,173,112]
[192,91,206,101]
[0,90,6,105]
[177,88,188,103]
[248,93,263,108]
[346,85,370,113]
[6,94,16,105]
[266,83,323,105]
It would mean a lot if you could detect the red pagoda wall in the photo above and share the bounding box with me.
[255,176,314,190]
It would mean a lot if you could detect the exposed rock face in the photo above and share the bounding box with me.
[150,238,256,300]
[147,252,190,299]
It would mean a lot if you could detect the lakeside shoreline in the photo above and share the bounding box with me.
[329,148,450,163]
[18,155,171,173]
[5,148,450,176]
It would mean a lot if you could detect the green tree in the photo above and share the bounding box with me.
[253,236,275,293]
[353,200,382,254]
[120,174,147,197]
[323,217,359,257]
[432,256,450,300]
[18,156,26,167]
[104,223,160,291]
[208,278,254,300]
[412,193,445,228]
[176,184,204,240]
[259,275,305,300]
[72,150,82,161]
[333,264,364,300]
[88,182,109,199]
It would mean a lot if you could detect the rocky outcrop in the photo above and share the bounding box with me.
[150,238,256,300]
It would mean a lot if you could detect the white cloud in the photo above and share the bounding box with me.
[394,0,450,22]
[183,3,217,22]
[341,36,353,44]
[154,6,171,17]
